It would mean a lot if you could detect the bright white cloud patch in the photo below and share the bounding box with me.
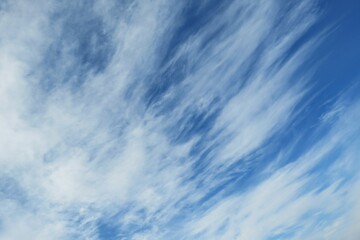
[0,0,359,239]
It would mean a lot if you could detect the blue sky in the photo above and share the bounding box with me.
[0,0,359,239]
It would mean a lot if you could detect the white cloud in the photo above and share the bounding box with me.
[185,100,360,240]
[0,0,357,239]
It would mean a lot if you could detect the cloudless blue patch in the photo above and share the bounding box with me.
[0,176,27,204]
[39,1,115,92]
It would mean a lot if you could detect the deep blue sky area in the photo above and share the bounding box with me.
[0,0,359,239]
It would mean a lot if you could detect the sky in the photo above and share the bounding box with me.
[0,0,360,239]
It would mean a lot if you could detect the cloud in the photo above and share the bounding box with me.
[184,99,360,240]
[0,0,358,239]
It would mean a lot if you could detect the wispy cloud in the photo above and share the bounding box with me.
[185,99,360,240]
[0,0,358,239]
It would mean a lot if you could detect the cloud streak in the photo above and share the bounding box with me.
[0,0,359,239]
